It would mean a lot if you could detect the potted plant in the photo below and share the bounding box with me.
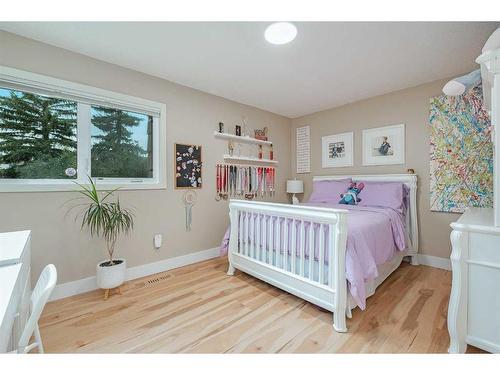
[70,177,134,299]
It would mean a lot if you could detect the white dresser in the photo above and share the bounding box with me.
[447,30,500,354]
[448,208,500,353]
[0,230,32,353]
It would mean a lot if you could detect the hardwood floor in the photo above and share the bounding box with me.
[39,258,483,353]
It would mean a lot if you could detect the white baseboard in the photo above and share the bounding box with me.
[49,249,450,301]
[49,247,220,301]
[417,254,451,271]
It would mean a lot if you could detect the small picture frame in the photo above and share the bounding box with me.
[362,124,405,166]
[175,143,202,189]
[321,132,354,168]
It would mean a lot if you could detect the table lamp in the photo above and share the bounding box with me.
[287,179,304,205]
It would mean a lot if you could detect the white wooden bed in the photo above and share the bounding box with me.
[226,174,418,332]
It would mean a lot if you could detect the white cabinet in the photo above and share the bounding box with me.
[448,208,500,353]
[476,37,500,227]
[448,31,500,354]
[0,230,31,352]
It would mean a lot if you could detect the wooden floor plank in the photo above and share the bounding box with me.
[39,257,485,353]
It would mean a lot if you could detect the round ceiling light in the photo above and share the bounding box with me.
[264,22,297,45]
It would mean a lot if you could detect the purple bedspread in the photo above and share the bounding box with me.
[219,203,406,309]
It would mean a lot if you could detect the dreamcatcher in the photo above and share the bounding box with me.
[183,190,197,231]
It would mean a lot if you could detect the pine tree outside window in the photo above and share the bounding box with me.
[0,66,166,192]
[90,106,153,179]
[0,88,78,179]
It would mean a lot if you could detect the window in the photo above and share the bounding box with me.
[0,66,166,192]
[90,106,153,179]
[0,88,78,180]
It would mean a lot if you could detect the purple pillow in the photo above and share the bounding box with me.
[308,178,352,204]
[357,181,406,212]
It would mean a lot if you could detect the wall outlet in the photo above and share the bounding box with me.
[154,234,162,249]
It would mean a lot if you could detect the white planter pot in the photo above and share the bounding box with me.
[96,258,126,289]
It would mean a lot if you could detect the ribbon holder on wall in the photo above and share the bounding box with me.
[216,163,276,201]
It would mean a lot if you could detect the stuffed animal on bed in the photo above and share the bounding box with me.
[339,182,365,205]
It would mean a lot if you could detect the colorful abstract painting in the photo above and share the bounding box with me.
[429,85,493,213]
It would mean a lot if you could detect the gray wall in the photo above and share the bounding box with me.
[1,30,469,286]
[0,31,292,283]
[290,78,461,259]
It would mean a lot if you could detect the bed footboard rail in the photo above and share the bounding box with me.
[227,199,349,332]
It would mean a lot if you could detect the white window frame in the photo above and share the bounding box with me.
[0,66,167,192]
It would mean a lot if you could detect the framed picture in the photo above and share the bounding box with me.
[321,132,353,168]
[362,124,405,166]
[175,143,202,189]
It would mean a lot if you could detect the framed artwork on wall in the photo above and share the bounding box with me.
[175,143,202,189]
[429,86,492,213]
[321,132,353,168]
[362,124,405,166]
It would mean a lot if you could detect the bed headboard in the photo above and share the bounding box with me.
[312,174,418,258]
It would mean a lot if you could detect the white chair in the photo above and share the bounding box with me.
[17,264,57,354]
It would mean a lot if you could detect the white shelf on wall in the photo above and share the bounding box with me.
[223,154,278,165]
[213,131,273,146]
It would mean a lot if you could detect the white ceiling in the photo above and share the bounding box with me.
[1,22,498,118]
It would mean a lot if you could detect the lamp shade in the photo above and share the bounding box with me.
[287,180,304,194]
[442,69,481,96]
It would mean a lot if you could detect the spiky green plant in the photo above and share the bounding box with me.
[71,177,134,264]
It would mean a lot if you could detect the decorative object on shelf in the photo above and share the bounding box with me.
[242,116,249,137]
[183,190,197,231]
[67,177,134,300]
[322,132,353,168]
[175,143,202,189]
[218,122,224,133]
[214,130,273,163]
[270,144,274,160]
[429,85,492,213]
[216,163,276,200]
[362,124,405,166]
[258,145,263,159]
[407,168,415,174]
[254,126,268,141]
[228,141,234,156]
[286,179,303,205]
[235,125,241,136]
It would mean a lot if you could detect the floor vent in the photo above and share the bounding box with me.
[147,273,171,285]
